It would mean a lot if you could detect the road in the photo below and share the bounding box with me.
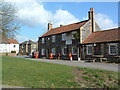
[14,56,119,72]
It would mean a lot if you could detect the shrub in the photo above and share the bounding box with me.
[11,51,16,53]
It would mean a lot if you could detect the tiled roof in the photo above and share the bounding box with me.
[20,40,36,44]
[7,39,19,44]
[41,20,89,37]
[82,27,120,44]
[0,38,19,44]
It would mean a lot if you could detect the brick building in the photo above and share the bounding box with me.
[82,28,120,62]
[19,40,38,55]
[38,8,101,60]
[38,8,120,62]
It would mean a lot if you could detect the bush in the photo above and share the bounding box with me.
[11,51,16,53]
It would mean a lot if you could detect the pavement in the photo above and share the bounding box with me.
[14,56,119,72]
[0,84,24,88]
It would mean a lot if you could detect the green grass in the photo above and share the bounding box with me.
[2,56,119,88]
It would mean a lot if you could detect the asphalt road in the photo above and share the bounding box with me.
[14,56,119,72]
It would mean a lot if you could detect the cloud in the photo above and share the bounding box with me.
[95,13,118,30]
[16,1,79,28]
[52,9,79,27]
[16,1,52,27]
[82,13,118,30]
[5,0,118,30]
[16,1,117,30]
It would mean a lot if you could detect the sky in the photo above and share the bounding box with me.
[7,0,118,43]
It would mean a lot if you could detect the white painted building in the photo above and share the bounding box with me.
[0,39,19,54]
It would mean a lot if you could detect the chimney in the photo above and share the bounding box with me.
[60,24,63,27]
[88,8,95,33]
[48,23,52,30]
[88,8,94,20]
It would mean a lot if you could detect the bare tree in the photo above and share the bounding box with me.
[0,0,20,39]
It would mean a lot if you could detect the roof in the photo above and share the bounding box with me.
[7,39,19,44]
[82,27,120,44]
[0,33,19,44]
[20,40,36,44]
[1,36,8,44]
[41,20,89,37]
[0,38,19,44]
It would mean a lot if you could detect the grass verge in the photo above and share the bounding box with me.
[2,56,119,88]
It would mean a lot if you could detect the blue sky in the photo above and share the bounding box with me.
[14,1,118,43]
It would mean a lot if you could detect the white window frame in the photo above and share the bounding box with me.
[62,47,67,55]
[42,38,45,44]
[62,33,66,41]
[52,35,55,42]
[41,48,45,55]
[86,45,93,55]
[52,48,55,55]
[108,43,118,55]
[72,46,77,55]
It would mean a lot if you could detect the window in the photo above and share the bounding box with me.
[86,45,92,55]
[62,33,66,41]
[109,43,118,55]
[42,38,44,44]
[33,44,36,48]
[47,37,50,40]
[52,48,55,55]
[66,40,72,45]
[72,46,77,55]
[22,45,24,48]
[41,49,45,55]
[62,47,67,55]
[52,35,55,42]
[72,31,77,39]
[13,45,16,48]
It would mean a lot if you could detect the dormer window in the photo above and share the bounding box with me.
[52,35,55,42]
[42,38,44,44]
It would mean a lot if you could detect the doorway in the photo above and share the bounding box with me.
[46,49,50,58]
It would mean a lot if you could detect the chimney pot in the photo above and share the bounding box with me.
[90,8,94,11]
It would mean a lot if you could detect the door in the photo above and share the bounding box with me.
[46,49,50,58]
